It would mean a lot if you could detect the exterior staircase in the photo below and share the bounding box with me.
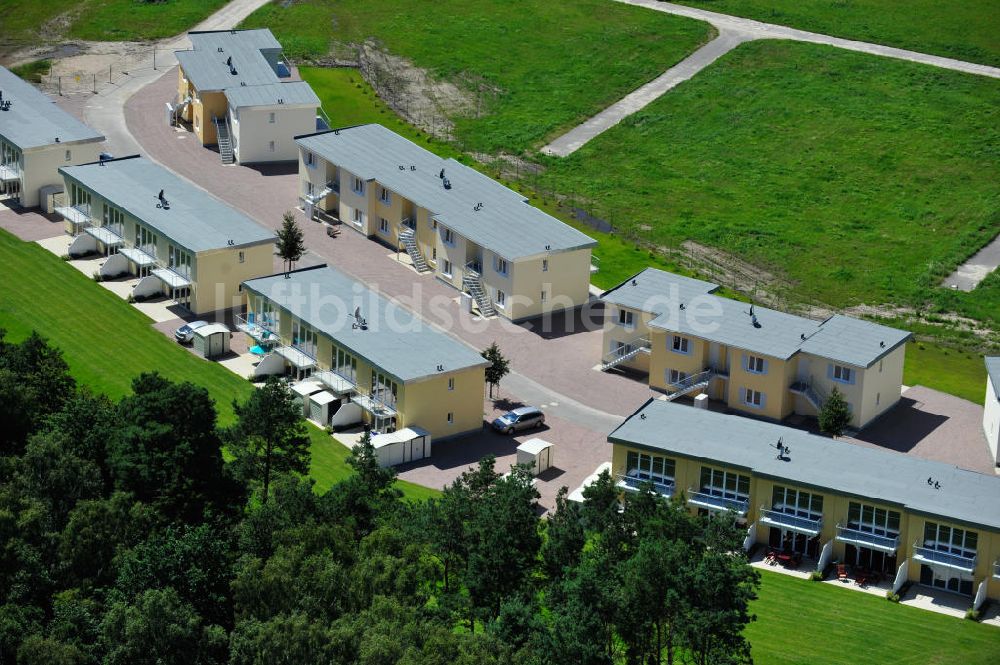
[214,115,235,165]
[662,369,719,402]
[462,263,495,317]
[600,337,651,371]
[790,379,826,410]
[398,228,430,273]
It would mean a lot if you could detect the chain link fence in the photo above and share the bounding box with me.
[36,47,167,97]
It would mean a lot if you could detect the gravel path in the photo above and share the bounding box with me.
[542,0,1000,156]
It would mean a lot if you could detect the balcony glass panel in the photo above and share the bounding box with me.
[912,546,976,573]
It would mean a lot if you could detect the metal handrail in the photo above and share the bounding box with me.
[602,336,651,364]
[759,506,823,533]
[834,523,900,551]
[668,368,716,391]
[464,260,482,277]
[616,473,674,497]
[688,488,749,514]
[912,543,977,571]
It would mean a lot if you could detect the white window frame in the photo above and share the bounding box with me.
[379,217,390,234]
[447,412,454,424]
[238,251,245,264]
[496,290,506,309]
[442,259,452,277]
[268,112,276,124]
[353,177,365,195]
[496,257,508,275]
[745,355,766,374]
[743,388,764,408]
[304,151,315,168]
[540,290,547,302]
[64,149,72,162]
[447,377,455,391]
[670,335,690,355]
[379,187,391,204]
[542,259,549,272]
[443,228,455,245]
[268,140,275,152]
[668,369,687,385]
[618,309,635,329]
[352,208,364,227]
[833,364,853,384]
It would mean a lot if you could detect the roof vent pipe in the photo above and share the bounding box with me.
[443,178,451,190]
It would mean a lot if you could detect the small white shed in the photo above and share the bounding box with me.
[192,323,231,359]
[516,438,554,476]
[372,427,432,467]
[290,379,325,416]
[308,390,339,425]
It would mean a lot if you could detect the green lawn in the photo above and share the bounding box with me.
[0,229,435,499]
[242,0,713,154]
[747,570,1000,664]
[904,341,989,405]
[674,0,1000,68]
[537,40,1000,323]
[0,0,227,57]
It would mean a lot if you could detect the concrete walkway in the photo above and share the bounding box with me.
[81,0,272,156]
[541,30,749,157]
[942,235,1000,291]
[542,0,1000,156]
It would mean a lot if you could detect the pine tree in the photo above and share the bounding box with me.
[819,386,852,437]
[275,212,306,277]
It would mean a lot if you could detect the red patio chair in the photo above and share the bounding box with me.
[837,564,848,581]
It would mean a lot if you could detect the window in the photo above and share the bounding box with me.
[496,290,506,309]
[625,451,676,484]
[352,208,364,226]
[771,486,823,518]
[879,359,884,373]
[332,344,358,384]
[540,290,547,302]
[671,335,690,354]
[923,522,977,558]
[496,257,508,275]
[447,412,454,424]
[379,187,391,204]
[542,259,549,272]
[876,392,880,406]
[64,149,72,162]
[305,181,315,197]
[668,369,687,385]
[745,355,766,374]
[371,371,398,409]
[743,388,764,408]
[304,151,315,167]
[832,364,853,383]
[847,502,900,537]
[379,218,390,234]
[448,378,455,391]
[432,248,437,260]
[699,467,750,501]
[268,112,275,124]
[238,251,245,264]
[268,140,275,152]
[618,309,635,329]
[102,204,125,235]
[167,244,192,277]
[442,260,452,277]
[353,177,365,195]
[443,228,455,245]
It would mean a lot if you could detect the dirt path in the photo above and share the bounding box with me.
[542,0,1000,156]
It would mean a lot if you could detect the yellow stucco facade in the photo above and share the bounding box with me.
[611,441,1000,604]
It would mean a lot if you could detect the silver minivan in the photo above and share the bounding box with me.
[492,406,545,434]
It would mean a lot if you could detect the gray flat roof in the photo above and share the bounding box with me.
[600,267,719,313]
[987,357,1000,402]
[242,265,488,383]
[601,269,910,366]
[59,156,275,253]
[224,81,319,109]
[296,125,596,260]
[177,29,283,92]
[609,399,1000,532]
[0,66,104,150]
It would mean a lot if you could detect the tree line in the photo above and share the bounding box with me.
[0,329,759,664]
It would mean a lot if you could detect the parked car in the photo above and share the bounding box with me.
[492,406,545,434]
[174,320,209,343]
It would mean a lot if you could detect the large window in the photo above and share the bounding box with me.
[625,451,675,484]
[353,177,365,195]
[102,204,125,235]
[671,335,690,354]
[833,364,854,383]
[379,186,391,204]
[743,388,764,408]
[923,522,977,558]
[618,309,634,329]
[291,318,318,358]
[167,244,192,278]
[137,226,158,257]
[847,502,900,537]
[332,344,357,384]
[70,182,91,210]
[699,467,750,501]
[771,486,823,518]
[745,355,766,374]
[371,371,398,408]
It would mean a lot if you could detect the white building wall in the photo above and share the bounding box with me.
[984,376,1000,466]
[23,141,102,207]
[232,105,316,163]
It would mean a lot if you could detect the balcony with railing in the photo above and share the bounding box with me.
[83,224,124,248]
[303,179,340,205]
[758,507,823,536]
[616,473,675,498]
[274,344,318,371]
[0,162,20,183]
[834,524,900,553]
[235,313,280,345]
[600,336,652,371]
[55,201,92,230]
[351,389,398,418]
[912,545,977,573]
[687,489,749,516]
[314,368,357,395]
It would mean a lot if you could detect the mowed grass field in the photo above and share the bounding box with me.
[242,0,713,154]
[538,40,1000,320]
[747,570,1000,665]
[675,0,1000,67]
[904,341,989,405]
[0,0,226,57]
[0,229,437,499]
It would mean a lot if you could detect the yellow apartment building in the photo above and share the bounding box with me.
[609,399,1000,610]
[295,124,598,322]
[600,268,911,430]
[58,156,275,315]
[240,264,487,441]
[174,29,319,165]
[0,65,105,208]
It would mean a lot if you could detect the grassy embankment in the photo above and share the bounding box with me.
[0,229,438,499]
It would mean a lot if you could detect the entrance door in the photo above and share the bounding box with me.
[920,565,973,595]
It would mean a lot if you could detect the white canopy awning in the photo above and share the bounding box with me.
[119,246,157,268]
[152,267,192,289]
[290,379,324,398]
[275,345,317,370]
[84,225,124,246]
[55,205,90,226]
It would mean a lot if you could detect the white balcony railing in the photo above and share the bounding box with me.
[616,473,675,498]
[912,545,977,573]
[759,507,823,536]
[687,489,749,516]
[834,524,900,553]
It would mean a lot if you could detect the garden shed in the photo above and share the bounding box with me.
[372,427,432,467]
[192,323,230,359]
[516,438,554,476]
